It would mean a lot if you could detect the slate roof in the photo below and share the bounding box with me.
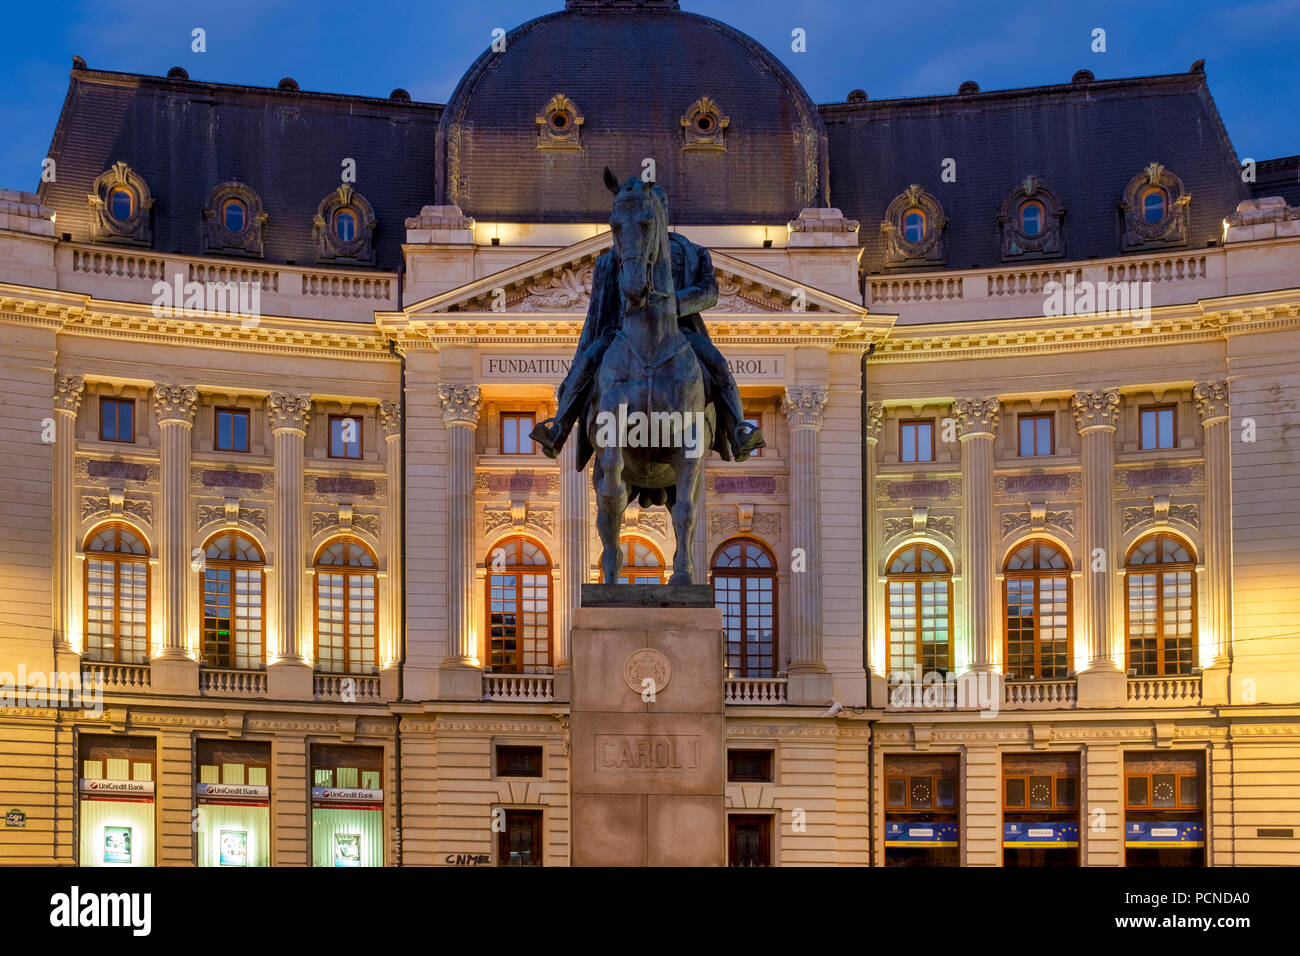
[1252,156,1300,207]
[39,67,441,271]
[822,70,1252,275]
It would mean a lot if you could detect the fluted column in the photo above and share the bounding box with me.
[151,384,199,694]
[1071,389,1125,705]
[864,402,885,703]
[782,385,832,705]
[266,392,314,699]
[380,400,403,700]
[554,434,588,701]
[1194,381,1232,704]
[52,374,84,658]
[438,384,482,700]
[954,398,1000,674]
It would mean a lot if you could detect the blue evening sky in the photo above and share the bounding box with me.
[1,0,1297,191]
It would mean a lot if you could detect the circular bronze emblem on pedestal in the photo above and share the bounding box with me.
[623,648,672,695]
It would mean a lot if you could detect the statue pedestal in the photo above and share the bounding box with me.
[570,592,725,867]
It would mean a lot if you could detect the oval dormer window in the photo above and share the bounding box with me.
[223,198,246,233]
[335,208,357,242]
[902,208,926,244]
[108,186,134,221]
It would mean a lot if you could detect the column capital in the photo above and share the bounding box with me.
[1071,388,1120,433]
[782,385,829,429]
[53,373,85,415]
[439,383,482,427]
[152,383,198,425]
[1193,380,1229,425]
[953,397,1000,439]
[865,402,884,443]
[379,399,403,437]
[266,392,312,433]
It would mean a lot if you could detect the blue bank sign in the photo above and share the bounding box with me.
[885,821,959,847]
[1002,821,1079,847]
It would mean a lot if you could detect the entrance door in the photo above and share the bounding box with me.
[728,814,772,866]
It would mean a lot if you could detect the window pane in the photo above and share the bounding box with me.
[901,425,917,463]
[1029,775,1053,809]
[909,776,932,809]
[886,778,906,808]
[1019,418,1034,456]
[936,777,956,808]
[1036,418,1051,456]
[1056,777,1077,807]
[1005,777,1025,807]
[1152,773,1177,808]
[1158,409,1174,448]
[224,201,245,232]
[1179,775,1199,807]
[1127,776,1148,807]
[916,423,933,461]
[331,418,360,458]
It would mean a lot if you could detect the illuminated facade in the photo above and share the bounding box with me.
[1,0,1298,866]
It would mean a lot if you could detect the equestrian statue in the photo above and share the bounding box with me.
[531,168,764,585]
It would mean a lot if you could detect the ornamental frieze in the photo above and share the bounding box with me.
[307,475,387,501]
[1000,508,1075,538]
[877,477,957,502]
[311,508,380,537]
[1114,465,1204,490]
[482,505,553,537]
[1122,502,1200,533]
[706,474,788,496]
[474,471,559,495]
[77,458,159,483]
[709,510,779,540]
[882,513,955,543]
[197,503,268,532]
[81,495,152,524]
[994,471,1080,496]
[191,467,270,492]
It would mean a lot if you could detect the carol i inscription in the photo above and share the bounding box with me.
[596,735,701,771]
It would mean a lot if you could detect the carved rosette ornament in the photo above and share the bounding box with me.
[1193,380,1229,425]
[782,385,829,429]
[152,384,198,425]
[379,399,403,437]
[865,402,885,442]
[1071,388,1121,433]
[953,397,1000,438]
[53,374,85,415]
[439,384,482,428]
[266,393,312,433]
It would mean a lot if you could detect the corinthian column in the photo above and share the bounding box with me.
[266,391,314,700]
[954,398,1000,679]
[1071,389,1125,706]
[864,403,886,705]
[438,384,483,700]
[782,385,832,705]
[151,383,199,694]
[52,374,84,663]
[379,400,403,701]
[1194,381,1232,704]
[554,433,587,702]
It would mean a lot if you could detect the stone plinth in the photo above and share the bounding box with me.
[570,602,725,867]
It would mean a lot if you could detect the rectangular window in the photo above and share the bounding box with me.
[496,746,544,778]
[329,415,362,459]
[100,398,135,443]
[1018,414,1053,457]
[900,419,934,463]
[1003,774,1077,810]
[498,810,543,866]
[501,414,535,455]
[727,749,774,783]
[743,415,762,457]
[215,408,250,452]
[1124,772,1201,810]
[1139,405,1176,450]
[728,815,773,867]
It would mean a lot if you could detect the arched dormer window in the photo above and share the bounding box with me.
[1003,540,1072,680]
[202,182,267,257]
[711,538,777,677]
[312,184,377,265]
[886,544,953,681]
[882,185,946,268]
[84,523,150,664]
[87,161,154,245]
[314,537,378,675]
[999,175,1065,260]
[486,537,552,674]
[1120,163,1189,251]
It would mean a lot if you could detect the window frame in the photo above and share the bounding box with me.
[899,418,935,463]
[711,537,779,678]
[1138,404,1177,451]
[107,186,135,222]
[902,208,927,244]
[885,544,954,680]
[222,197,247,234]
[884,773,959,811]
[1018,199,1045,237]
[1017,413,1054,457]
[495,745,544,779]
[1140,187,1167,224]
[82,522,151,664]
[200,531,267,670]
[500,413,537,456]
[214,407,251,453]
[99,397,136,444]
[328,414,363,460]
[1124,772,1202,811]
[334,208,358,242]
[497,809,543,867]
[313,537,380,675]
[1124,532,1198,677]
[1002,772,1079,811]
[727,749,774,783]
[1002,539,1073,681]
[485,537,554,674]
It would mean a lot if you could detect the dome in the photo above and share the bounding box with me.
[436,0,827,224]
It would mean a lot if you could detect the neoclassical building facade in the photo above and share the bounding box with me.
[1,0,1298,866]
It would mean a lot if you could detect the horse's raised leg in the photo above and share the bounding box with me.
[593,442,627,582]
[668,450,701,585]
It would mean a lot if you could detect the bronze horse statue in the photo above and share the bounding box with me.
[588,173,715,584]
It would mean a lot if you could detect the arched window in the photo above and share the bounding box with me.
[902,208,927,243]
[607,536,665,585]
[108,186,134,221]
[1019,200,1044,237]
[84,523,149,663]
[1004,540,1072,680]
[335,208,357,242]
[712,538,777,678]
[222,198,246,233]
[487,537,552,673]
[201,532,265,669]
[1126,533,1196,676]
[886,545,953,680]
[1141,188,1166,224]
[315,537,378,675]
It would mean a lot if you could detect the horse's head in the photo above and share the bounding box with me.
[605,167,669,310]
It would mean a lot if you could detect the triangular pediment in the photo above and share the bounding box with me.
[402,233,867,318]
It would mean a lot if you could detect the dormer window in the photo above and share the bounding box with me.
[202,182,267,258]
[999,176,1064,261]
[1141,188,1166,223]
[1120,163,1189,251]
[1019,200,1044,237]
[335,208,357,241]
[536,94,584,150]
[681,96,729,151]
[87,161,154,245]
[881,185,946,268]
[312,185,377,266]
[223,198,246,233]
[109,187,134,221]
[902,208,926,243]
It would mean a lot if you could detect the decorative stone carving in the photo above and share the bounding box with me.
[439,384,482,427]
[1120,163,1190,251]
[536,93,584,150]
[353,513,381,537]
[194,467,269,492]
[267,392,312,432]
[201,182,268,257]
[681,96,728,151]
[311,510,341,535]
[379,400,402,436]
[995,471,1080,495]
[998,175,1065,260]
[483,505,552,537]
[152,384,198,425]
[782,385,829,429]
[637,509,668,537]
[82,495,152,523]
[953,397,1000,437]
[199,503,267,531]
[1122,501,1200,532]
[519,267,593,312]
[87,161,154,245]
[312,184,377,265]
[1193,380,1229,424]
[1071,388,1120,432]
[712,276,773,313]
[1115,465,1204,490]
[54,374,85,414]
[865,403,884,442]
[881,184,946,268]
[1001,508,1074,538]
[622,648,671,695]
